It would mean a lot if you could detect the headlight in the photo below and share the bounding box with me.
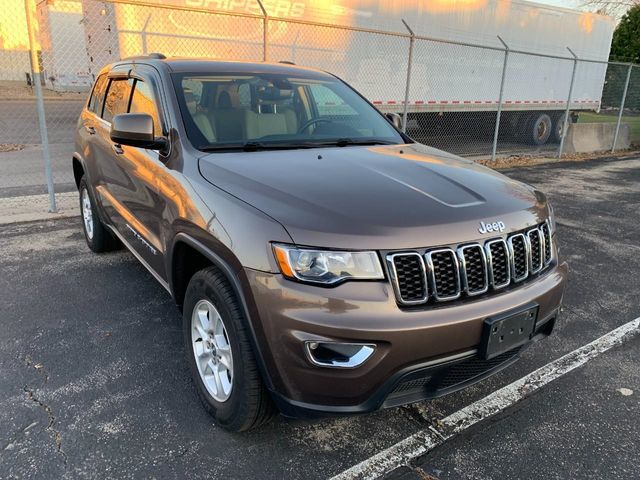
[273,244,384,285]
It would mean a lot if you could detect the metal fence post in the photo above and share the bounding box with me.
[24,0,57,213]
[491,36,509,162]
[140,14,151,54]
[401,20,415,133]
[612,64,633,153]
[256,0,268,61]
[558,47,578,159]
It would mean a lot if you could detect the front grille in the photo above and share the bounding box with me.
[486,239,510,288]
[427,249,460,300]
[541,222,552,264]
[387,222,552,306]
[527,228,543,273]
[509,233,528,281]
[459,244,488,295]
[389,253,427,304]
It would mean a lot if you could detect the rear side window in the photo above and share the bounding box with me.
[88,74,108,115]
[102,79,132,123]
[238,83,251,108]
[128,79,162,134]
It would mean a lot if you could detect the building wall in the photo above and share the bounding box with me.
[0,0,32,81]
[38,0,92,91]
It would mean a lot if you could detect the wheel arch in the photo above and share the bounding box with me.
[72,153,86,189]
[168,232,276,391]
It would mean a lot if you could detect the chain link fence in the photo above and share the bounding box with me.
[1,0,638,217]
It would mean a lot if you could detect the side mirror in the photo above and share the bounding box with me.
[110,113,166,150]
[385,112,403,130]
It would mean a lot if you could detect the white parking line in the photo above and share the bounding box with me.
[331,317,640,480]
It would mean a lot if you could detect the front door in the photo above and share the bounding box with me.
[92,67,169,280]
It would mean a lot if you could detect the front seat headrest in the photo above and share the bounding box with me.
[218,91,232,109]
[256,86,293,102]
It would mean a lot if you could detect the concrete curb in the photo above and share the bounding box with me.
[0,192,78,225]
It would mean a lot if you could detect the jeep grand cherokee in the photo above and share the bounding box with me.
[73,55,567,431]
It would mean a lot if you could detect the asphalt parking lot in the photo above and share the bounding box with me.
[1,155,639,479]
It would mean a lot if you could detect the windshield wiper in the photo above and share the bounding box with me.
[320,138,396,147]
[198,139,396,152]
[199,141,319,152]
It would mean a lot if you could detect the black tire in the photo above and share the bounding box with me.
[551,113,567,143]
[183,267,275,432]
[527,113,552,145]
[78,177,120,253]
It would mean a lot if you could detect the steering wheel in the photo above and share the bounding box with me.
[297,117,332,134]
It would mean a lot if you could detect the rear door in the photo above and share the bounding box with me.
[78,73,108,186]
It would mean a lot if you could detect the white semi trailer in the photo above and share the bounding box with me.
[257,0,617,145]
[102,0,617,144]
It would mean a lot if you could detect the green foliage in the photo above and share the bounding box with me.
[602,6,640,110]
[609,5,640,63]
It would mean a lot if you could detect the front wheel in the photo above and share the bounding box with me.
[183,267,275,431]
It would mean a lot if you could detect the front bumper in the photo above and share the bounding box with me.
[245,260,568,417]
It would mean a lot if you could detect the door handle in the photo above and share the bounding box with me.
[85,125,96,135]
[112,143,124,155]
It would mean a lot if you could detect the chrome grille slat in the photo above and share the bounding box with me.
[388,222,552,306]
[457,244,488,296]
[485,238,511,289]
[527,228,544,274]
[426,249,461,301]
[508,233,529,282]
[386,253,428,305]
[540,221,552,265]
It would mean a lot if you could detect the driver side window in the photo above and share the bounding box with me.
[129,78,162,135]
[102,79,132,124]
[308,84,357,117]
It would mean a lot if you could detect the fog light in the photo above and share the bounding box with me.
[305,341,375,369]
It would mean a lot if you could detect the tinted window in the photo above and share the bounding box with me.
[172,72,404,150]
[88,74,108,115]
[238,83,251,108]
[129,79,162,134]
[309,83,357,117]
[182,77,203,104]
[102,79,132,123]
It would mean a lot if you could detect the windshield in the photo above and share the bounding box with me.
[171,72,405,151]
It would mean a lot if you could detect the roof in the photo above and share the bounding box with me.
[113,55,333,80]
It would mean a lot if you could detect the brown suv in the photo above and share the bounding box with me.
[73,55,567,431]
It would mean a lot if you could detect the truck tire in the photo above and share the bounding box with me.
[551,113,568,143]
[183,267,275,432]
[527,113,552,145]
[78,176,120,253]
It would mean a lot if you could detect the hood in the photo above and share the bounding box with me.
[198,143,549,250]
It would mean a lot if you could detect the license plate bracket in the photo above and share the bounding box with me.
[480,304,538,360]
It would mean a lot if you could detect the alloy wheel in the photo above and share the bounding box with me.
[81,187,94,240]
[191,299,234,402]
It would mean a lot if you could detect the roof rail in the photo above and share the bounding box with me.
[278,60,296,65]
[121,52,167,61]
